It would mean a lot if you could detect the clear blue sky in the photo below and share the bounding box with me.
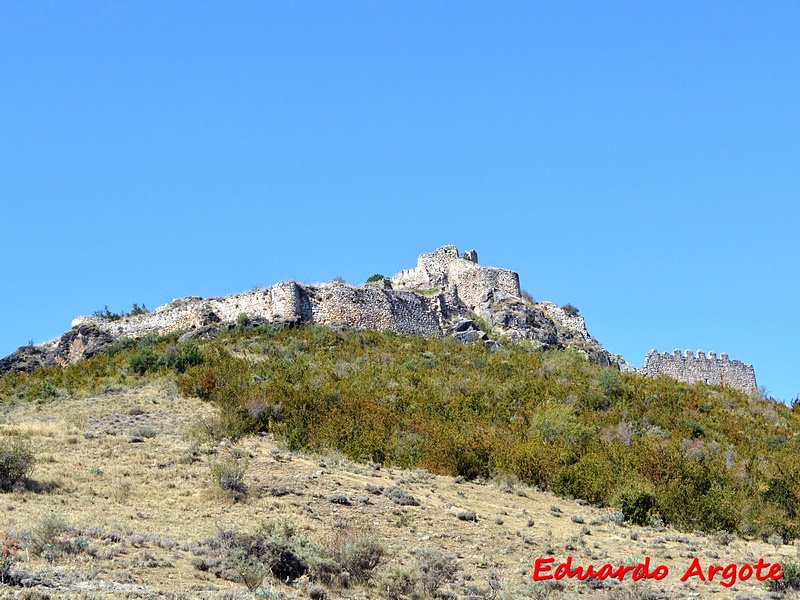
[2,2,798,401]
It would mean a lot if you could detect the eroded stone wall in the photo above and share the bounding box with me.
[641,349,757,393]
[390,245,520,309]
[73,280,446,340]
[68,245,520,342]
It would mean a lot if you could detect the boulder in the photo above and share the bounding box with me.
[451,319,479,333]
[453,329,487,344]
[178,325,219,343]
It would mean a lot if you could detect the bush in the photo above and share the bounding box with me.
[561,303,580,317]
[618,491,657,527]
[366,274,386,283]
[212,520,324,589]
[30,513,87,562]
[331,530,384,583]
[129,347,160,375]
[163,343,203,373]
[414,546,459,596]
[766,559,800,592]
[552,455,618,504]
[307,583,328,600]
[209,451,249,501]
[383,485,420,506]
[380,563,421,599]
[0,531,18,585]
[0,439,35,491]
[93,303,149,321]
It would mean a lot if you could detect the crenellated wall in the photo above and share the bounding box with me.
[641,349,757,393]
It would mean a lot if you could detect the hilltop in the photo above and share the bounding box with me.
[1,245,760,396]
[0,245,624,377]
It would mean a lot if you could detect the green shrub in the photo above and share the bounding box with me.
[766,560,800,592]
[366,274,386,283]
[330,530,384,583]
[380,562,421,599]
[561,303,580,317]
[414,546,459,596]
[212,520,324,589]
[29,513,87,562]
[0,439,35,491]
[618,490,657,526]
[129,347,159,374]
[162,343,203,373]
[552,455,618,505]
[129,303,149,316]
[93,303,148,321]
[209,451,249,502]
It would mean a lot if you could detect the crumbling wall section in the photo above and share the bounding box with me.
[390,245,520,309]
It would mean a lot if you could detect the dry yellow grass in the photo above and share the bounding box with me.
[0,382,796,599]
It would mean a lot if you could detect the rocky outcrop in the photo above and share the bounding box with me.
[55,323,114,367]
[472,291,620,366]
[0,344,56,374]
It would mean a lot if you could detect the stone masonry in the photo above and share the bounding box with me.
[390,245,521,310]
[641,349,757,393]
[70,245,520,341]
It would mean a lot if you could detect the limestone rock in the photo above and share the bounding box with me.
[453,329,487,344]
[177,325,219,343]
[55,323,114,366]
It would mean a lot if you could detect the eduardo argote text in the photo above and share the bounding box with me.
[532,556,784,588]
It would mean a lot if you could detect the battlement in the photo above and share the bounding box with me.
[641,349,757,393]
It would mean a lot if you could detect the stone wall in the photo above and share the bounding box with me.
[641,349,757,393]
[390,245,520,310]
[68,245,520,342]
[73,280,446,340]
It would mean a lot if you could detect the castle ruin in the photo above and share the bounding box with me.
[641,349,757,393]
[0,245,761,394]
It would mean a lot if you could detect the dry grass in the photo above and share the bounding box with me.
[0,382,795,599]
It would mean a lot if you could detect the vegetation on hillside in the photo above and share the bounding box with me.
[2,323,799,542]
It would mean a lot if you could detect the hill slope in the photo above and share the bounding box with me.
[0,374,796,599]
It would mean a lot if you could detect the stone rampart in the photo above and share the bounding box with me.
[69,245,521,344]
[641,349,757,393]
[390,245,520,310]
[73,280,446,340]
